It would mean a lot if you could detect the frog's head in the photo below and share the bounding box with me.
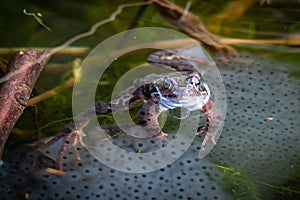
[151,75,211,114]
[147,50,198,75]
[186,75,210,98]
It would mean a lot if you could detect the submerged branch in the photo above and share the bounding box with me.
[151,0,238,58]
[0,50,50,159]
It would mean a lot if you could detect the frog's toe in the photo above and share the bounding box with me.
[196,125,207,135]
[58,129,86,170]
[155,131,169,142]
[161,132,168,137]
[201,132,216,148]
[157,131,168,138]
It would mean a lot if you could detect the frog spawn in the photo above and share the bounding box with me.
[0,53,300,199]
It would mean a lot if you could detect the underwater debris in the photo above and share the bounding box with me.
[23,9,52,32]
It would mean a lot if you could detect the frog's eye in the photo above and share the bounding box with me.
[165,51,174,56]
[187,76,200,86]
[163,78,172,88]
[161,51,175,60]
[163,77,178,90]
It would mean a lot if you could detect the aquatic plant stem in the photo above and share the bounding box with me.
[28,77,75,106]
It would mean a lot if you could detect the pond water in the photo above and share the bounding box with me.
[0,1,299,199]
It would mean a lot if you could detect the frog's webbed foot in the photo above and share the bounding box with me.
[197,100,223,148]
[197,131,216,148]
[58,129,86,170]
[196,125,216,148]
[38,117,89,171]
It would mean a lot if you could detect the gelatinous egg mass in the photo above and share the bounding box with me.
[0,53,299,200]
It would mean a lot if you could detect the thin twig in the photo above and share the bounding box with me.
[23,9,52,32]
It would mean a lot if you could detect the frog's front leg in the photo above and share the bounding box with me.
[197,100,223,148]
[137,99,168,139]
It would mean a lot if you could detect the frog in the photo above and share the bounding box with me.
[40,46,223,170]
